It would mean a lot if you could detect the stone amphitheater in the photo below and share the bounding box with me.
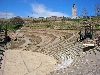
[0,26,100,75]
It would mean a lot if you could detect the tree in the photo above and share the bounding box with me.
[10,16,24,25]
[95,4,100,16]
[10,16,24,29]
[82,8,88,18]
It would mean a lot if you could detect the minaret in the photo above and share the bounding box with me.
[72,4,77,19]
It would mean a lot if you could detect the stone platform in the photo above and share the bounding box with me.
[0,50,57,75]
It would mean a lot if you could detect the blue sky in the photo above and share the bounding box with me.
[0,0,100,18]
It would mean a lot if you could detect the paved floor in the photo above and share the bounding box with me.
[0,50,57,75]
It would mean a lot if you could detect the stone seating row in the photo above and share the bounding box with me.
[68,48,100,75]
[48,43,100,75]
[46,34,78,61]
[47,40,84,75]
[0,49,5,69]
[32,31,76,56]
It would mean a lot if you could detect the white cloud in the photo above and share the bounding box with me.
[0,12,15,19]
[31,3,69,18]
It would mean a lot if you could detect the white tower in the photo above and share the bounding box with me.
[72,4,77,19]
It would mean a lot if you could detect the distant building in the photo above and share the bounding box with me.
[51,16,57,18]
[39,17,44,18]
[22,18,33,23]
[0,18,6,21]
[72,4,77,19]
[22,16,67,22]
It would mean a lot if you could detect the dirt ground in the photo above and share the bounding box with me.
[0,50,57,75]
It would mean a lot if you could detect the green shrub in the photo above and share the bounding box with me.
[95,24,100,28]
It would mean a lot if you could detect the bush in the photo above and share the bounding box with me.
[45,24,52,28]
[95,24,100,28]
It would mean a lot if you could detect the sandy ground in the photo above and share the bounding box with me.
[0,50,57,75]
